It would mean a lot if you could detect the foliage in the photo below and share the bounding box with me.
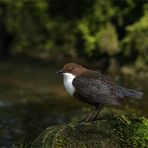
[78,22,120,56]
[122,4,148,69]
[0,0,147,71]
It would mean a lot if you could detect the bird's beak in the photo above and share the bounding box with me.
[56,69,64,74]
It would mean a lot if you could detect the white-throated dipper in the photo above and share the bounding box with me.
[56,63,143,122]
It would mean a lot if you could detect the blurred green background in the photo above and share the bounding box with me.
[0,0,147,147]
[0,0,148,72]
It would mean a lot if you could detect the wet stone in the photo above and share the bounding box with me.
[31,113,148,148]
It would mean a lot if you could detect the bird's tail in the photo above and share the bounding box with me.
[124,88,144,99]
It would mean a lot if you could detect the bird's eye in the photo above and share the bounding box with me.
[68,67,73,71]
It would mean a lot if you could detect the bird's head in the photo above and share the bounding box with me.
[56,63,86,76]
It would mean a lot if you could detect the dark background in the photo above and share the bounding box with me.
[0,0,147,71]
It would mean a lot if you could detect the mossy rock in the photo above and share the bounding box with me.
[32,114,148,148]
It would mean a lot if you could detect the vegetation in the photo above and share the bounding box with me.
[0,0,147,72]
[31,114,148,148]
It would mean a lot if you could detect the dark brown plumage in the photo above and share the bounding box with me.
[56,63,144,122]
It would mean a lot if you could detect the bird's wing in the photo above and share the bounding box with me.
[73,75,121,105]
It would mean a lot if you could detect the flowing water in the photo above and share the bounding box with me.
[0,58,147,147]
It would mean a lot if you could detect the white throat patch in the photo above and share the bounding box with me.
[63,73,76,96]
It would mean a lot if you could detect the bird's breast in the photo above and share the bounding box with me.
[63,73,76,96]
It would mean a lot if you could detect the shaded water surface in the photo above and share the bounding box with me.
[0,59,147,147]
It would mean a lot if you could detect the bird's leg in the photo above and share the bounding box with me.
[83,107,97,122]
[82,105,103,122]
[91,104,104,121]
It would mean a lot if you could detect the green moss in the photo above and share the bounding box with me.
[32,114,148,148]
[53,122,118,148]
[32,125,64,148]
[111,114,148,148]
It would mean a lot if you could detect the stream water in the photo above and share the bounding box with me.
[0,59,147,147]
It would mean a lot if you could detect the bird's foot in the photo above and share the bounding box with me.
[79,118,92,123]
[80,115,103,123]
[91,115,108,121]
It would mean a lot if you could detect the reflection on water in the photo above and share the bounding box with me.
[0,59,147,147]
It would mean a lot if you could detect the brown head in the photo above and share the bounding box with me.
[56,63,86,76]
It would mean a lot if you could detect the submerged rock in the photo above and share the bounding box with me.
[32,114,148,148]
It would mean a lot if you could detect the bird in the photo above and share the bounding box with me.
[56,63,144,122]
